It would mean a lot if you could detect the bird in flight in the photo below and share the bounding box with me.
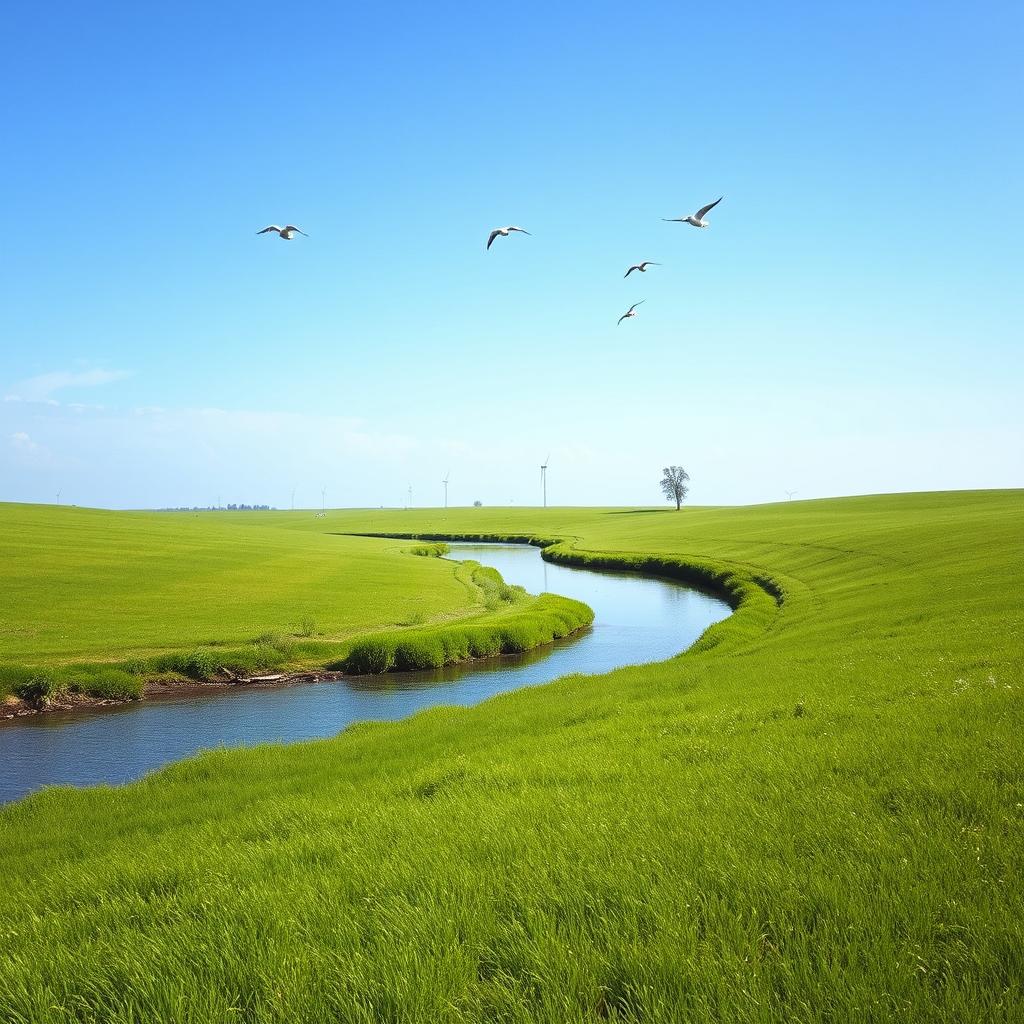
[663,196,723,229]
[257,225,309,240]
[617,300,645,325]
[624,261,661,278]
[487,226,531,250]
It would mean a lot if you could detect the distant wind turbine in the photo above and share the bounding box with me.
[486,226,531,250]
[407,484,413,509]
[663,196,723,229]
[624,261,660,278]
[55,490,61,505]
[257,224,308,240]
[540,453,550,508]
[321,487,326,513]
[442,470,450,509]
[617,300,645,325]
[786,490,798,501]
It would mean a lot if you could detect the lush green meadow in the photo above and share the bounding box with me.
[0,503,589,703]
[1,491,1022,1022]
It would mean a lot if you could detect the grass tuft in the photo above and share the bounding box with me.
[410,541,451,557]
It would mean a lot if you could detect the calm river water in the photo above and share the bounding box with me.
[0,543,730,804]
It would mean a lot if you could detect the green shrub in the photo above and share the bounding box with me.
[344,638,394,674]
[467,630,502,658]
[498,622,535,653]
[437,630,471,663]
[336,590,593,675]
[66,668,142,700]
[410,542,450,558]
[392,637,445,671]
[13,672,56,703]
[178,649,222,681]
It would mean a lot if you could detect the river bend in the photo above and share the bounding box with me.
[0,543,731,804]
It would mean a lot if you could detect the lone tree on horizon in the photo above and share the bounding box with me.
[660,466,690,510]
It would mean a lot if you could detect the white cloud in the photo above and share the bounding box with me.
[5,368,133,404]
[10,431,39,452]
[8,431,52,466]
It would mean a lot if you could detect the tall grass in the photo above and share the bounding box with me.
[341,593,592,673]
[410,541,451,557]
[1,492,1022,1022]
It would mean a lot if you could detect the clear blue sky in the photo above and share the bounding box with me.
[2,1,1022,509]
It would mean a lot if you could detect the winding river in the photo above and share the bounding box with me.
[0,543,731,804]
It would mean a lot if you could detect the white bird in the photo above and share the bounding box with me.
[257,224,309,240]
[624,261,661,278]
[617,300,645,325]
[663,196,723,229]
[487,226,531,250]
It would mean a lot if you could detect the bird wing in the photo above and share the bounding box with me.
[695,196,723,220]
[641,262,661,268]
[508,226,531,234]
[624,266,638,278]
[662,218,686,223]
[257,225,282,234]
[486,229,500,249]
[617,313,629,325]
[628,301,645,314]
[284,225,308,236]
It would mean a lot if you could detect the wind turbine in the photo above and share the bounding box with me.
[540,453,550,508]
[786,490,798,501]
[321,487,326,513]
[55,490,61,505]
[291,487,296,511]
[442,470,450,509]
[407,484,413,509]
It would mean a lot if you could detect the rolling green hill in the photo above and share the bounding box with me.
[0,503,479,663]
[1,491,1022,1022]
[0,503,590,702]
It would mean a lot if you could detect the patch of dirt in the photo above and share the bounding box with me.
[1,671,348,721]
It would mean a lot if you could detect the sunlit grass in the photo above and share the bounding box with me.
[0,504,477,668]
[0,507,589,701]
[1,491,1022,1022]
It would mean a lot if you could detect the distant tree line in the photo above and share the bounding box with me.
[160,504,277,512]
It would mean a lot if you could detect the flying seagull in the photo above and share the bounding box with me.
[487,225,531,250]
[624,261,661,278]
[257,225,309,240]
[663,196,723,228]
[617,300,645,325]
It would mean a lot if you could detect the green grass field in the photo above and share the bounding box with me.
[1,491,1022,1022]
[0,503,590,703]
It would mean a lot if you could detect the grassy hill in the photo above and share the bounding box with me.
[0,504,479,663]
[1,491,1022,1022]
[0,504,590,703]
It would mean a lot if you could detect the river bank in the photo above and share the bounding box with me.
[0,541,728,803]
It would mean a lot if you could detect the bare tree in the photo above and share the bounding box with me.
[660,466,690,510]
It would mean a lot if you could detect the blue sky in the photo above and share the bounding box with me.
[2,1,1022,509]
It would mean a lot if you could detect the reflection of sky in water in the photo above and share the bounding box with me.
[0,544,730,804]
